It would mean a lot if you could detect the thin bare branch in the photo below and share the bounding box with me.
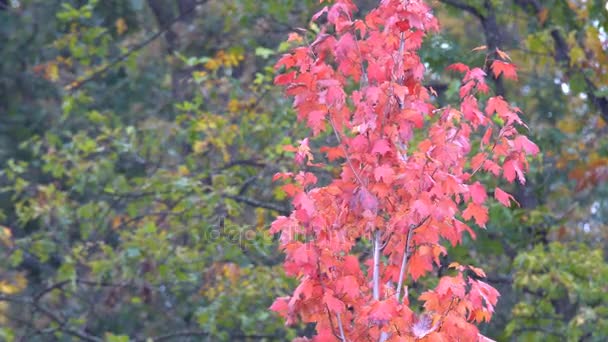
[438,0,485,20]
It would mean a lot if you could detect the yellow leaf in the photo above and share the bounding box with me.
[227,99,240,113]
[0,226,12,247]
[193,140,206,153]
[0,273,27,295]
[115,18,128,35]
[45,63,59,82]
[178,165,190,176]
[570,46,584,67]
[556,116,580,134]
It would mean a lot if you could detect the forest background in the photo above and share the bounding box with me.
[0,0,607,341]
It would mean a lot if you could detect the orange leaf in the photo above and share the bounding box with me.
[490,60,518,80]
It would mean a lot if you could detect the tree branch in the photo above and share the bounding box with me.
[223,194,290,215]
[395,217,429,303]
[438,0,485,20]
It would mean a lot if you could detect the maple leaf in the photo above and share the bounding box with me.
[491,60,518,80]
[371,139,391,155]
[446,63,469,73]
[319,146,345,161]
[311,6,328,22]
[336,275,360,299]
[307,110,327,134]
[436,274,466,298]
[269,296,290,316]
[514,135,540,155]
[293,192,316,220]
[323,292,345,313]
[374,164,395,184]
[368,299,398,324]
[312,329,336,342]
[503,159,525,184]
[409,248,435,281]
[494,187,518,207]
[468,182,487,204]
[401,108,425,127]
[462,202,488,227]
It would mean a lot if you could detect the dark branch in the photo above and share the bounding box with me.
[438,0,485,20]
[223,194,290,215]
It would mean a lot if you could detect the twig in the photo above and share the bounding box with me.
[395,216,429,302]
[223,194,290,215]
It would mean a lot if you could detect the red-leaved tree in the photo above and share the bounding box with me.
[270,0,539,340]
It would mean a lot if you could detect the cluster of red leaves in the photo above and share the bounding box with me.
[270,0,538,341]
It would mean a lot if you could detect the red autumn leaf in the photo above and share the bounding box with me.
[503,158,525,184]
[323,292,345,313]
[269,296,289,316]
[469,182,487,204]
[319,145,345,161]
[371,138,391,155]
[313,328,337,342]
[491,60,518,80]
[464,68,486,83]
[485,96,510,116]
[409,248,435,281]
[311,6,328,22]
[514,135,540,155]
[494,187,518,207]
[436,274,466,298]
[462,202,488,227]
[374,164,395,184]
[368,299,398,323]
[307,110,327,134]
[293,192,316,218]
[275,54,295,70]
[446,63,469,73]
[336,275,360,299]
